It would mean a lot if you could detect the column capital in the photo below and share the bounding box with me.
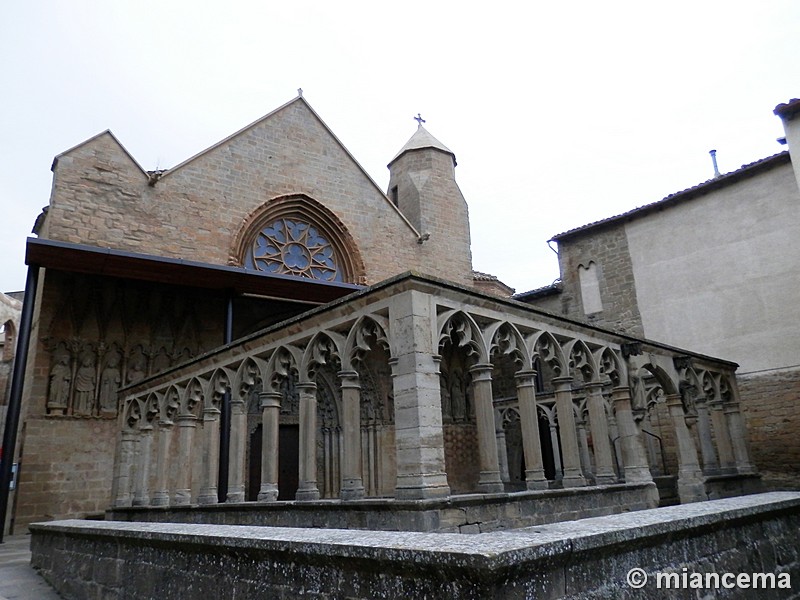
[259,391,281,410]
[584,381,606,392]
[469,363,494,380]
[176,413,197,426]
[338,370,361,389]
[157,419,174,429]
[296,381,317,393]
[514,369,537,388]
[722,401,742,415]
[551,376,573,391]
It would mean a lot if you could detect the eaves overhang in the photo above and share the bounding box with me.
[25,237,362,305]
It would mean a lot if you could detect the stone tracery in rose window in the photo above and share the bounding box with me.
[244,218,343,282]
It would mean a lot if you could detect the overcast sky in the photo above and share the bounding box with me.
[2,1,798,295]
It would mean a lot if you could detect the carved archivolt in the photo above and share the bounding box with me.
[230,194,367,284]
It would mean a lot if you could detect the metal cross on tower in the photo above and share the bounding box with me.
[414,113,426,127]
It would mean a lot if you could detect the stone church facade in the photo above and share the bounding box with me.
[520,98,800,489]
[8,95,760,531]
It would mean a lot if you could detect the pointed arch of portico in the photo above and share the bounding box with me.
[301,331,345,381]
[486,321,531,370]
[344,315,391,372]
[230,193,367,285]
[527,330,567,379]
[437,310,489,363]
[563,339,600,383]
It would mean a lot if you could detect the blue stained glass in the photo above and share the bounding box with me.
[246,217,341,282]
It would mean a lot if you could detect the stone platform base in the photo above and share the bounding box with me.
[107,482,658,533]
[31,492,800,599]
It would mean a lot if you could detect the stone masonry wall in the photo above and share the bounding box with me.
[16,417,118,526]
[44,98,473,287]
[31,492,800,599]
[551,226,644,337]
[738,367,800,489]
[15,271,227,529]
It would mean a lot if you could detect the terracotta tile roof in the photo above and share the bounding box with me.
[774,98,800,120]
[550,151,790,241]
[513,280,562,301]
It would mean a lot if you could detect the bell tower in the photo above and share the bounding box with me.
[387,119,473,286]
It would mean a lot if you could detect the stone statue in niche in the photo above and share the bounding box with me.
[98,351,122,416]
[47,352,72,415]
[450,369,467,422]
[126,355,146,385]
[73,354,97,416]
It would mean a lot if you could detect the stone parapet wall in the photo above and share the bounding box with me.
[106,483,658,533]
[31,492,800,599]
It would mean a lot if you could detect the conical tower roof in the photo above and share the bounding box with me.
[388,125,457,167]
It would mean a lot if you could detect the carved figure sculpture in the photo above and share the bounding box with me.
[98,352,122,415]
[47,354,72,414]
[73,355,97,416]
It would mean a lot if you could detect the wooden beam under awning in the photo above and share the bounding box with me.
[25,237,362,304]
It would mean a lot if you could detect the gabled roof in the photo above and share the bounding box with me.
[51,130,148,176]
[50,95,422,237]
[550,151,791,241]
[388,125,457,167]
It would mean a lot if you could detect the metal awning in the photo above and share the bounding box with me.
[25,237,362,304]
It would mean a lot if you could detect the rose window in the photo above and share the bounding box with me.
[244,218,342,282]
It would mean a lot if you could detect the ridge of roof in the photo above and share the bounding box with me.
[513,281,563,300]
[550,151,791,241]
[388,125,457,167]
[159,95,420,237]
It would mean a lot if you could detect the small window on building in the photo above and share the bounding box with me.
[390,185,399,206]
[578,262,603,315]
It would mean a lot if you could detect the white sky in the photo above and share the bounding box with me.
[1,1,798,295]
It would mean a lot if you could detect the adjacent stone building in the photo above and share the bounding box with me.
[520,99,800,489]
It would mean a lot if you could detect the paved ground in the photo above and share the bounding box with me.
[0,535,61,600]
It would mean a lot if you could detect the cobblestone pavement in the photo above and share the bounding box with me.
[0,535,61,600]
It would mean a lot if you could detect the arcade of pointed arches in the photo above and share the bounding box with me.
[114,281,755,510]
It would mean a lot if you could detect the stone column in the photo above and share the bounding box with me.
[296,382,321,500]
[226,396,247,503]
[112,430,136,508]
[576,417,593,480]
[586,383,616,484]
[173,414,197,505]
[709,399,736,474]
[389,289,450,500]
[549,422,563,480]
[495,408,510,483]
[724,401,757,474]
[665,394,706,503]
[611,387,652,483]
[132,424,153,506]
[552,377,586,487]
[257,391,281,502]
[694,398,719,475]
[339,371,365,500]
[469,363,504,493]
[515,370,548,490]
[197,405,221,505]
[150,419,174,506]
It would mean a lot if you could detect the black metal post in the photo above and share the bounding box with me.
[0,264,39,543]
[217,294,234,503]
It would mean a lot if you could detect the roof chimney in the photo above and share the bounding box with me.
[709,149,721,178]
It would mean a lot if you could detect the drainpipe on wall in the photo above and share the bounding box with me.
[0,264,39,543]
